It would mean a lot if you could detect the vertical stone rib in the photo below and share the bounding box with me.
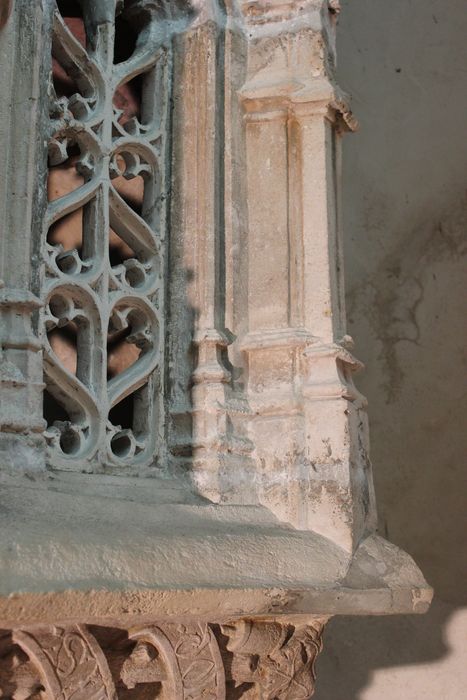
[172,14,230,501]
[229,0,376,550]
[170,3,258,503]
[0,0,48,470]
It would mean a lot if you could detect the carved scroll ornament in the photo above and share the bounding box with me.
[0,619,325,699]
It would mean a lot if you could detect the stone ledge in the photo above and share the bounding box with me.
[0,472,432,626]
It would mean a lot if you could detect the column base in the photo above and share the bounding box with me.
[0,431,45,472]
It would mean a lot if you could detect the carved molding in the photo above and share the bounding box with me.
[0,284,46,470]
[168,14,256,503]
[0,619,325,699]
[0,1,49,469]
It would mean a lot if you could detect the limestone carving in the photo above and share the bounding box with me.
[122,624,226,698]
[0,0,379,560]
[42,0,169,472]
[11,625,117,699]
[0,2,433,698]
[0,620,324,699]
[0,286,45,470]
[221,620,324,699]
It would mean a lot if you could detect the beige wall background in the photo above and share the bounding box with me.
[315,1,467,697]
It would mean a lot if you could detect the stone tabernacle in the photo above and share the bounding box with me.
[0,1,431,697]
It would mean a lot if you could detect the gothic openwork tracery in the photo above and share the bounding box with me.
[42,0,169,471]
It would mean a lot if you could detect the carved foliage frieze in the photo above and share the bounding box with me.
[221,620,323,699]
[0,619,324,699]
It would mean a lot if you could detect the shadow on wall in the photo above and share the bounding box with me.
[316,601,453,700]
[315,0,467,698]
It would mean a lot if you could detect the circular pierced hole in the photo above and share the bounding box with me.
[59,426,81,455]
[56,251,81,274]
[125,265,145,288]
[48,294,69,319]
[111,432,133,458]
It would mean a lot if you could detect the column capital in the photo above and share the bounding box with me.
[232,0,357,130]
[0,617,326,699]
[234,0,336,31]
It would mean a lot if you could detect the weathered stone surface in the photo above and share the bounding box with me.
[0,619,325,699]
[0,1,432,696]
[0,0,380,549]
[0,471,431,627]
[0,1,12,30]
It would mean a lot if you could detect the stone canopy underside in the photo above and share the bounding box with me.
[0,1,431,697]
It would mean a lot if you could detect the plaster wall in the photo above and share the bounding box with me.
[315,1,467,697]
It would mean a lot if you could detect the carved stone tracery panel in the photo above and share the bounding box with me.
[0,619,325,699]
[42,1,169,472]
[0,0,380,557]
